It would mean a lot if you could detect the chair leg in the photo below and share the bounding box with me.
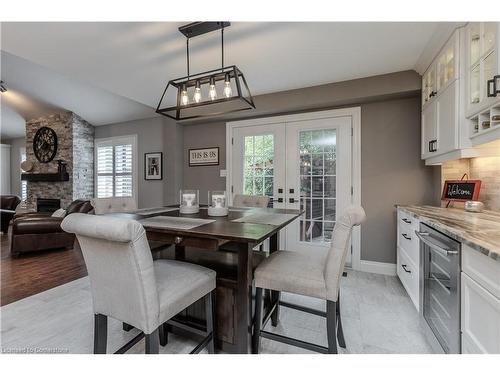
[252,287,263,354]
[94,314,107,354]
[326,301,338,354]
[145,329,159,354]
[159,323,168,347]
[336,294,346,348]
[205,290,215,354]
[271,290,281,327]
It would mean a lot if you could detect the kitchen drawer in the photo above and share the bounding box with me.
[397,246,419,310]
[462,244,500,299]
[398,225,420,266]
[461,272,500,354]
[397,209,416,229]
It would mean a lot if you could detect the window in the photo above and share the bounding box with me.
[20,147,27,202]
[95,136,137,201]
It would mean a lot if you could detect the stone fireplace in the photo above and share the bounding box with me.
[26,112,94,209]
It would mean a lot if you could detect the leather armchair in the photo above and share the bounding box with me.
[1,195,21,233]
[10,199,94,256]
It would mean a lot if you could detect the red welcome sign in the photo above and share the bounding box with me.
[441,180,481,202]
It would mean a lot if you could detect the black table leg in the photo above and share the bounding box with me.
[175,245,185,261]
[269,232,281,327]
[235,242,253,354]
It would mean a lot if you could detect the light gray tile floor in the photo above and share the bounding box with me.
[0,270,434,354]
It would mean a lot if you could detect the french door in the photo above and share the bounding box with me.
[229,110,354,264]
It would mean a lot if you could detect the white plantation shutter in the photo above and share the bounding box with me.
[95,136,136,199]
[20,148,27,201]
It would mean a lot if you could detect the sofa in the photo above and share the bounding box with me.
[1,195,21,233]
[10,199,94,256]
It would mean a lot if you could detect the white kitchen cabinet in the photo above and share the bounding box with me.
[421,100,437,158]
[465,22,500,146]
[465,22,500,117]
[396,209,420,310]
[421,30,469,164]
[461,273,500,354]
[461,245,500,354]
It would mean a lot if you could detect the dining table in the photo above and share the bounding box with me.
[114,205,301,354]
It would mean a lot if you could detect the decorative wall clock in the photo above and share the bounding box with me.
[33,126,58,163]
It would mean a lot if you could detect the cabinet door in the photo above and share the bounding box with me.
[422,102,437,158]
[437,31,459,94]
[466,22,500,116]
[436,80,459,154]
[461,272,500,354]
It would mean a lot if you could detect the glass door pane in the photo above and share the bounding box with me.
[484,51,496,98]
[483,22,496,55]
[298,129,336,243]
[470,65,480,104]
[243,134,274,205]
[470,23,481,66]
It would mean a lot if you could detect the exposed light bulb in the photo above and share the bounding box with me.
[180,84,189,106]
[193,80,202,103]
[223,73,232,98]
[209,76,217,101]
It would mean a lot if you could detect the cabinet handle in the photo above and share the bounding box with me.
[429,91,437,98]
[402,233,411,240]
[289,198,296,203]
[402,218,411,224]
[402,264,411,273]
[487,75,500,97]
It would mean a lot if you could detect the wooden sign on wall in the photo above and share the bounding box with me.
[189,147,219,167]
[441,180,481,202]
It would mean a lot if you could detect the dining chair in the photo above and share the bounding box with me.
[252,206,366,354]
[61,213,216,354]
[90,197,137,214]
[232,194,270,208]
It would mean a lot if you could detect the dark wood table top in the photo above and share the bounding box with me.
[113,206,301,243]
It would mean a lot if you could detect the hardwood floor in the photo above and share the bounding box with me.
[0,226,88,306]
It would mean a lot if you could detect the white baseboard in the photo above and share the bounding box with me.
[358,260,397,276]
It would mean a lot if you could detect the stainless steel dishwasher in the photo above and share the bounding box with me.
[415,223,461,354]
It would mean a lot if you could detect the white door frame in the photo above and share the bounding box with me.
[226,107,362,271]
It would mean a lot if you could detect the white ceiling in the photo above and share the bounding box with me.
[1,22,442,137]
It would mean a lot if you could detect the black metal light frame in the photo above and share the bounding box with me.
[156,22,255,121]
[0,80,7,93]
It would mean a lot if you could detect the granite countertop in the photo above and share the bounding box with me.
[397,205,500,262]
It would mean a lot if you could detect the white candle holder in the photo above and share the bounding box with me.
[179,189,200,214]
[207,190,228,217]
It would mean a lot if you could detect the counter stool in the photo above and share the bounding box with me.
[62,213,216,354]
[252,206,366,354]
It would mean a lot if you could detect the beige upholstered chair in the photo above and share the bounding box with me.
[232,194,270,208]
[61,213,216,354]
[91,197,137,215]
[252,206,366,354]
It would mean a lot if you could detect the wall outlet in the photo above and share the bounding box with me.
[220,169,227,177]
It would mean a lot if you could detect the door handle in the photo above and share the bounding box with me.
[415,231,458,256]
[487,75,500,97]
[402,264,411,273]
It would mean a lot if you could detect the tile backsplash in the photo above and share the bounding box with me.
[441,156,500,211]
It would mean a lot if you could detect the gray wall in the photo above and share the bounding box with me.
[181,71,440,264]
[361,97,439,263]
[95,117,183,208]
[183,122,226,204]
[5,137,25,198]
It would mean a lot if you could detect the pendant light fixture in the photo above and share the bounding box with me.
[0,80,7,93]
[156,22,255,121]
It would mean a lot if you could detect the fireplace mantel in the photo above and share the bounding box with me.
[21,172,70,182]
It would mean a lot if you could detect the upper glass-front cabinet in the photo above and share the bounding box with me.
[466,22,500,117]
[422,31,458,109]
